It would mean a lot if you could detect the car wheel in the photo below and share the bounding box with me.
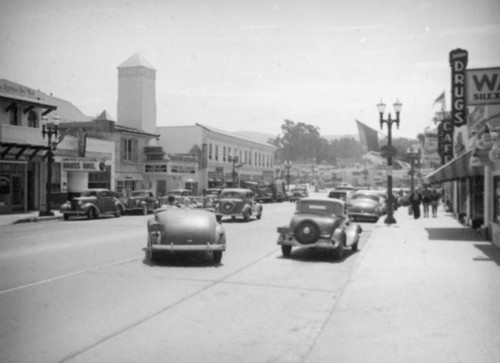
[333,244,344,260]
[294,221,320,245]
[87,208,97,219]
[243,210,250,222]
[257,211,262,220]
[115,206,123,218]
[281,245,292,257]
[142,204,148,215]
[213,251,223,264]
[63,214,69,221]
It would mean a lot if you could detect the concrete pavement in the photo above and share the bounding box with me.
[2,205,499,362]
[307,205,500,363]
[0,210,62,227]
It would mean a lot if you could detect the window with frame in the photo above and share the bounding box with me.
[121,138,138,162]
[9,105,19,126]
[209,144,213,160]
[215,145,219,161]
[223,146,226,162]
[27,111,38,128]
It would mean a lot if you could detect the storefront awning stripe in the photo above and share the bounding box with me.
[424,150,483,184]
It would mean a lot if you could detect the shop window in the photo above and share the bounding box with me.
[27,111,38,128]
[494,176,500,223]
[89,165,111,189]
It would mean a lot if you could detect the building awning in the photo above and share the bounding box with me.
[0,142,49,160]
[424,150,483,184]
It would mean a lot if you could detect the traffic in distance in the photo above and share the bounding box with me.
[57,183,387,265]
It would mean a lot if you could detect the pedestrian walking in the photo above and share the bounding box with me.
[410,188,422,219]
[430,189,440,217]
[421,186,431,217]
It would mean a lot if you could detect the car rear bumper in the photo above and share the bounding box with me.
[277,235,338,249]
[151,244,226,252]
[348,212,379,220]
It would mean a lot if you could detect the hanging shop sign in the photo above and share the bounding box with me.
[62,158,106,172]
[439,117,454,164]
[449,48,468,127]
[466,67,500,106]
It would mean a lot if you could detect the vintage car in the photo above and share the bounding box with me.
[61,189,125,220]
[146,208,226,264]
[168,189,192,197]
[288,187,309,202]
[348,191,384,222]
[277,197,362,260]
[327,189,353,207]
[120,190,159,215]
[215,188,263,222]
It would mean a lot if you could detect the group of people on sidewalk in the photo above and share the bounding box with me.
[408,185,441,219]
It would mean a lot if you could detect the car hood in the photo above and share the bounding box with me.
[289,214,344,233]
[152,210,217,244]
[71,196,97,203]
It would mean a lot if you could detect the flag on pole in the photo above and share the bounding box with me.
[356,120,379,153]
[433,91,446,109]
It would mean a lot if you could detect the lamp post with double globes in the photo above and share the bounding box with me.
[39,122,59,216]
[377,99,402,225]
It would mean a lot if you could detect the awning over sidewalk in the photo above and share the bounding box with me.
[424,150,483,184]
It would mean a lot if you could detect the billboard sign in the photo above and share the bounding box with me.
[466,67,500,106]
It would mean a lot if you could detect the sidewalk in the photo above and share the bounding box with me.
[0,210,62,227]
[308,206,500,363]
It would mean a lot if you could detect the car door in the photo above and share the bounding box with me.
[99,190,114,213]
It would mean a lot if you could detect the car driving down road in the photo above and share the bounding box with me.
[277,197,362,260]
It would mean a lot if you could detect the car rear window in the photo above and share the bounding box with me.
[297,201,343,216]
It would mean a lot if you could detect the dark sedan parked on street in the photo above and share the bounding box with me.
[277,197,362,260]
[61,189,125,220]
[347,191,384,222]
[120,190,159,215]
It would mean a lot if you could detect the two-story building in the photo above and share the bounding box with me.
[156,123,277,192]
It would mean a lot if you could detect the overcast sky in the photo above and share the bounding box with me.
[1,0,499,139]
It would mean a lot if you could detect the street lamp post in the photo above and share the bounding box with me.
[407,147,421,195]
[228,154,239,188]
[284,161,292,190]
[39,123,59,216]
[377,99,402,225]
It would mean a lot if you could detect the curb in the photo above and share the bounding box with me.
[13,216,63,225]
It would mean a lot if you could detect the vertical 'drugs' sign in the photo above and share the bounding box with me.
[450,49,468,127]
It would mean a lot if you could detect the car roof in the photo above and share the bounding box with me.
[221,188,252,193]
[298,197,345,205]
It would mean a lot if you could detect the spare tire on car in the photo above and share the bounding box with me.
[294,220,320,245]
[221,201,235,214]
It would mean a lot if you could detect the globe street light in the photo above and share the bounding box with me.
[39,122,59,216]
[407,147,421,195]
[377,99,402,225]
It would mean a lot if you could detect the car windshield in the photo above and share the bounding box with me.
[353,193,379,202]
[81,190,98,197]
[296,201,343,216]
[131,191,149,197]
[220,191,243,199]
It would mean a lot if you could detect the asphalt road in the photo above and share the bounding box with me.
[0,197,376,363]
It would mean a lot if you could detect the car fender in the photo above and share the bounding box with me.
[242,204,252,215]
[331,228,346,247]
[83,202,101,215]
[345,223,362,246]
